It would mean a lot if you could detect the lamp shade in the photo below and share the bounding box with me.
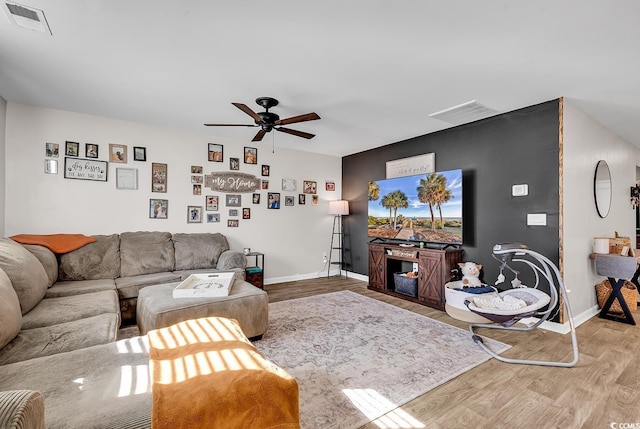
[328,200,349,216]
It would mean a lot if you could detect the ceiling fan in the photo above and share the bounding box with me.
[204,97,320,142]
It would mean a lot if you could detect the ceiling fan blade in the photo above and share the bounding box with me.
[276,127,315,139]
[252,129,267,142]
[232,103,263,123]
[275,112,320,126]
[204,123,257,127]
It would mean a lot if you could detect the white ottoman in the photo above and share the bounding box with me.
[137,280,268,339]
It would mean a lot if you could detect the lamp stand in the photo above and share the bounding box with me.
[327,215,346,278]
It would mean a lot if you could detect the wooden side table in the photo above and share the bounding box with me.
[245,252,264,289]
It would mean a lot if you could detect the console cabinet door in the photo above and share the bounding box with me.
[418,251,445,310]
[368,244,385,290]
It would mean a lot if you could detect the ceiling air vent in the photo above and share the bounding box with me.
[1,1,52,34]
[429,100,500,126]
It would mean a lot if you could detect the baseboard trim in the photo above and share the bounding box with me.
[265,271,368,286]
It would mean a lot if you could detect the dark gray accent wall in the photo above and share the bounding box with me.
[342,99,560,288]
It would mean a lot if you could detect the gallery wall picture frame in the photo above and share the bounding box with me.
[303,180,317,194]
[252,193,260,204]
[207,213,220,223]
[151,162,167,192]
[149,199,168,219]
[285,196,294,206]
[206,195,218,211]
[267,192,280,209]
[187,206,203,223]
[65,141,79,157]
[116,168,138,190]
[325,181,336,191]
[298,194,306,205]
[229,209,238,216]
[244,147,257,164]
[191,165,203,174]
[44,159,58,174]
[282,178,297,191]
[63,158,108,181]
[227,219,239,227]
[230,157,240,171]
[133,146,147,162]
[85,143,99,159]
[193,184,202,195]
[46,143,59,158]
[261,180,269,190]
[191,175,203,184]
[208,143,223,162]
[109,144,127,163]
[242,208,250,219]
[226,194,241,207]
[312,195,319,205]
[261,165,270,176]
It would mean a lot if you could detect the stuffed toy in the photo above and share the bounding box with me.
[458,261,482,287]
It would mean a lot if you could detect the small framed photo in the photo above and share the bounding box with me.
[261,180,269,190]
[46,142,59,158]
[44,159,58,174]
[193,184,202,195]
[226,194,241,206]
[285,196,294,206]
[298,194,306,205]
[252,193,261,204]
[244,147,257,164]
[65,141,79,157]
[303,180,317,194]
[207,213,220,223]
[230,157,240,171]
[312,195,319,206]
[109,144,127,163]
[191,175,203,184]
[282,178,297,192]
[206,195,218,211]
[208,143,223,162]
[261,164,270,176]
[151,162,167,193]
[85,143,99,159]
[116,168,138,190]
[242,208,251,219]
[229,209,238,216]
[227,219,239,227]
[267,192,280,209]
[188,206,203,223]
[133,146,146,162]
[191,165,203,174]
[326,181,336,191]
[149,199,168,219]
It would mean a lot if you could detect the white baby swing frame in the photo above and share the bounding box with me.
[466,243,579,367]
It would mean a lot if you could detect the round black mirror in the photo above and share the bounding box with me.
[594,160,612,218]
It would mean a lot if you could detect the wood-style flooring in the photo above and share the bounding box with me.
[265,276,640,429]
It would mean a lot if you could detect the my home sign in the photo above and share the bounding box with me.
[204,172,260,193]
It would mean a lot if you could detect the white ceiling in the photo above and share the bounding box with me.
[1,1,639,157]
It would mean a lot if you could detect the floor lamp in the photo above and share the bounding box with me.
[328,200,349,278]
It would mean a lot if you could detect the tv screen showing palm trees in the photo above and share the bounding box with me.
[367,169,463,244]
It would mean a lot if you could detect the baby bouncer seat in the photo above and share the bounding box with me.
[465,243,579,367]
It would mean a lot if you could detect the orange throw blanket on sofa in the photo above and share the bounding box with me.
[148,317,300,429]
[9,233,96,254]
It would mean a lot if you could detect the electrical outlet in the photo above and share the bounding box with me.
[322,252,327,263]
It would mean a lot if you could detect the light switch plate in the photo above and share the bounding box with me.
[527,213,547,226]
[512,184,528,196]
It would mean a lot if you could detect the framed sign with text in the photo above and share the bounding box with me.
[385,153,435,179]
[63,157,108,182]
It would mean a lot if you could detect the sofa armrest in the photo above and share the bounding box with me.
[216,250,247,271]
[0,390,45,429]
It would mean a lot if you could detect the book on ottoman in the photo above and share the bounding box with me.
[172,272,235,298]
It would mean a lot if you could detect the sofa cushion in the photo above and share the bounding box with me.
[21,290,120,330]
[0,390,45,429]
[0,238,48,315]
[44,278,116,298]
[23,244,58,287]
[120,232,174,277]
[0,313,119,366]
[115,272,182,299]
[217,250,247,271]
[173,233,229,271]
[0,269,22,349]
[58,234,121,281]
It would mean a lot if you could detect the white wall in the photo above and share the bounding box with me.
[0,96,6,237]
[4,103,342,282]
[562,100,638,323]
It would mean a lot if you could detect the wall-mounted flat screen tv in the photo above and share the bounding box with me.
[367,169,463,245]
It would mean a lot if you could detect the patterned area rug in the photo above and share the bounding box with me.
[255,290,510,429]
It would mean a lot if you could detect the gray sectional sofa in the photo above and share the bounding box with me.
[0,231,251,428]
